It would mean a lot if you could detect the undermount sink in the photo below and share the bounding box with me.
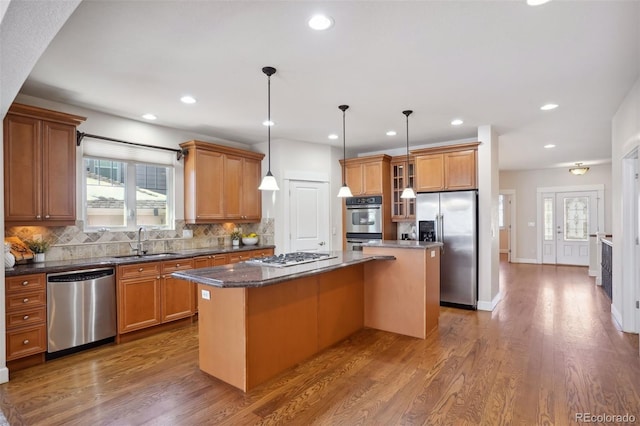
[113,252,179,259]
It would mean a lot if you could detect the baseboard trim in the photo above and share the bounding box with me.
[611,303,624,331]
[0,366,9,384]
[477,290,502,312]
[513,257,538,264]
[588,268,598,277]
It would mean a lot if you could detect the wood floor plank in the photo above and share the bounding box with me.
[1,256,639,425]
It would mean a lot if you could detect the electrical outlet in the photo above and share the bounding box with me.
[182,230,193,238]
[201,289,210,300]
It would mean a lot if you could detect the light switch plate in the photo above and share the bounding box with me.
[201,289,210,300]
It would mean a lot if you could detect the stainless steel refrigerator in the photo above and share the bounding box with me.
[416,190,478,309]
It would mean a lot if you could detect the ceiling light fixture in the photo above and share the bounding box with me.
[400,110,416,199]
[308,14,334,31]
[527,0,551,6]
[142,113,157,120]
[180,95,196,104]
[451,119,464,126]
[386,130,397,136]
[540,103,559,111]
[258,66,279,191]
[544,144,556,149]
[328,134,338,140]
[262,120,274,127]
[569,162,589,175]
[337,105,353,198]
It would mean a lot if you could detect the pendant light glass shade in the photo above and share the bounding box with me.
[337,184,353,198]
[400,186,416,199]
[401,110,416,199]
[337,104,353,198]
[259,66,279,191]
[569,162,589,175]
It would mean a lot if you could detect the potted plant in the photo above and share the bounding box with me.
[230,230,242,247]
[25,238,50,263]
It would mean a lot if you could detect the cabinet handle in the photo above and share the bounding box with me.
[176,263,180,267]
[23,339,30,345]
[23,315,29,320]
[23,298,29,303]
[157,276,161,279]
[207,256,212,259]
[21,281,28,286]
[138,268,144,272]
[45,215,50,219]
[36,215,41,219]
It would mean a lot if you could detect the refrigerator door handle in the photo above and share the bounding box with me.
[436,214,444,254]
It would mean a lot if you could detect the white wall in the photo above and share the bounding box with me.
[611,76,640,332]
[500,164,613,262]
[260,138,343,254]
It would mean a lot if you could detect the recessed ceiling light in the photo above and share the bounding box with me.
[142,113,157,120]
[180,95,197,104]
[262,120,274,127]
[451,119,464,126]
[386,130,397,136]
[527,0,551,6]
[308,14,334,31]
[544,144,556,149]
[540,103,559,111]
[328,134,338,140]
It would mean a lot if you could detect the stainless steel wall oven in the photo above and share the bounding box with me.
[345,196,383,250]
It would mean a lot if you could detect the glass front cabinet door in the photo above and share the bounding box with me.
[391,157,415,222]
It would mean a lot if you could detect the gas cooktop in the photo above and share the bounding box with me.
[246,252,337,268]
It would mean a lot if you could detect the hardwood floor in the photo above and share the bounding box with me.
[1,258,639,425]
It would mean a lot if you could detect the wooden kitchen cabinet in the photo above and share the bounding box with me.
[180,140,264,223]
[412,143,479,192]
[3,103,86,225]
[118,262,162,333]
[118,259,196,334]
[391,156,416,221]
[339,155,392,196]
[160,259,195,323]
[5,273,47,364]
[228,248,274,264]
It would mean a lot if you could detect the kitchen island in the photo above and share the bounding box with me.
[173,246,440,391]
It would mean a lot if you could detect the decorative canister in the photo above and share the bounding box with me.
[4,242,15,268]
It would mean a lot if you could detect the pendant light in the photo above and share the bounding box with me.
[258,66,279,191]
[569,162,590,175]
[337,104,353,198]
[400,110,416,199]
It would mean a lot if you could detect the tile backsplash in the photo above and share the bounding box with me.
[5,219,274,262]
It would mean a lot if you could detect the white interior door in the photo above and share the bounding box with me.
[289,180,330,252]
[555,191,597,266]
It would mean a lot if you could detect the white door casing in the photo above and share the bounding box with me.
[537,184,604,266]
[288,180,330,252]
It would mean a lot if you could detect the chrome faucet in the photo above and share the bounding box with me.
[135,226,147,255]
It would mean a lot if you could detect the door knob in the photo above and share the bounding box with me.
[319,242,326,246]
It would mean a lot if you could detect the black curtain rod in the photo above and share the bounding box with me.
[76,131,187,161]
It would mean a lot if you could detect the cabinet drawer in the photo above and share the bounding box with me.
[6,290,46,311]
[162,259,194,273]
[6,325,46,360]
[118,262,161,280]
[6,274,45,292]
[6,306,46,329]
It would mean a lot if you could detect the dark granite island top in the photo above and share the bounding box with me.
[172,251,394,288]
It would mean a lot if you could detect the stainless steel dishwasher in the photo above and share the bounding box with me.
[47,268,116,354]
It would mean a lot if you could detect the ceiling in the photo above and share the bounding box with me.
[19,1,640,170]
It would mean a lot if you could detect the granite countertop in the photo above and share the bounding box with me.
[4,244,276,277]
[362,240,443,250]
[172,251,395,288]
